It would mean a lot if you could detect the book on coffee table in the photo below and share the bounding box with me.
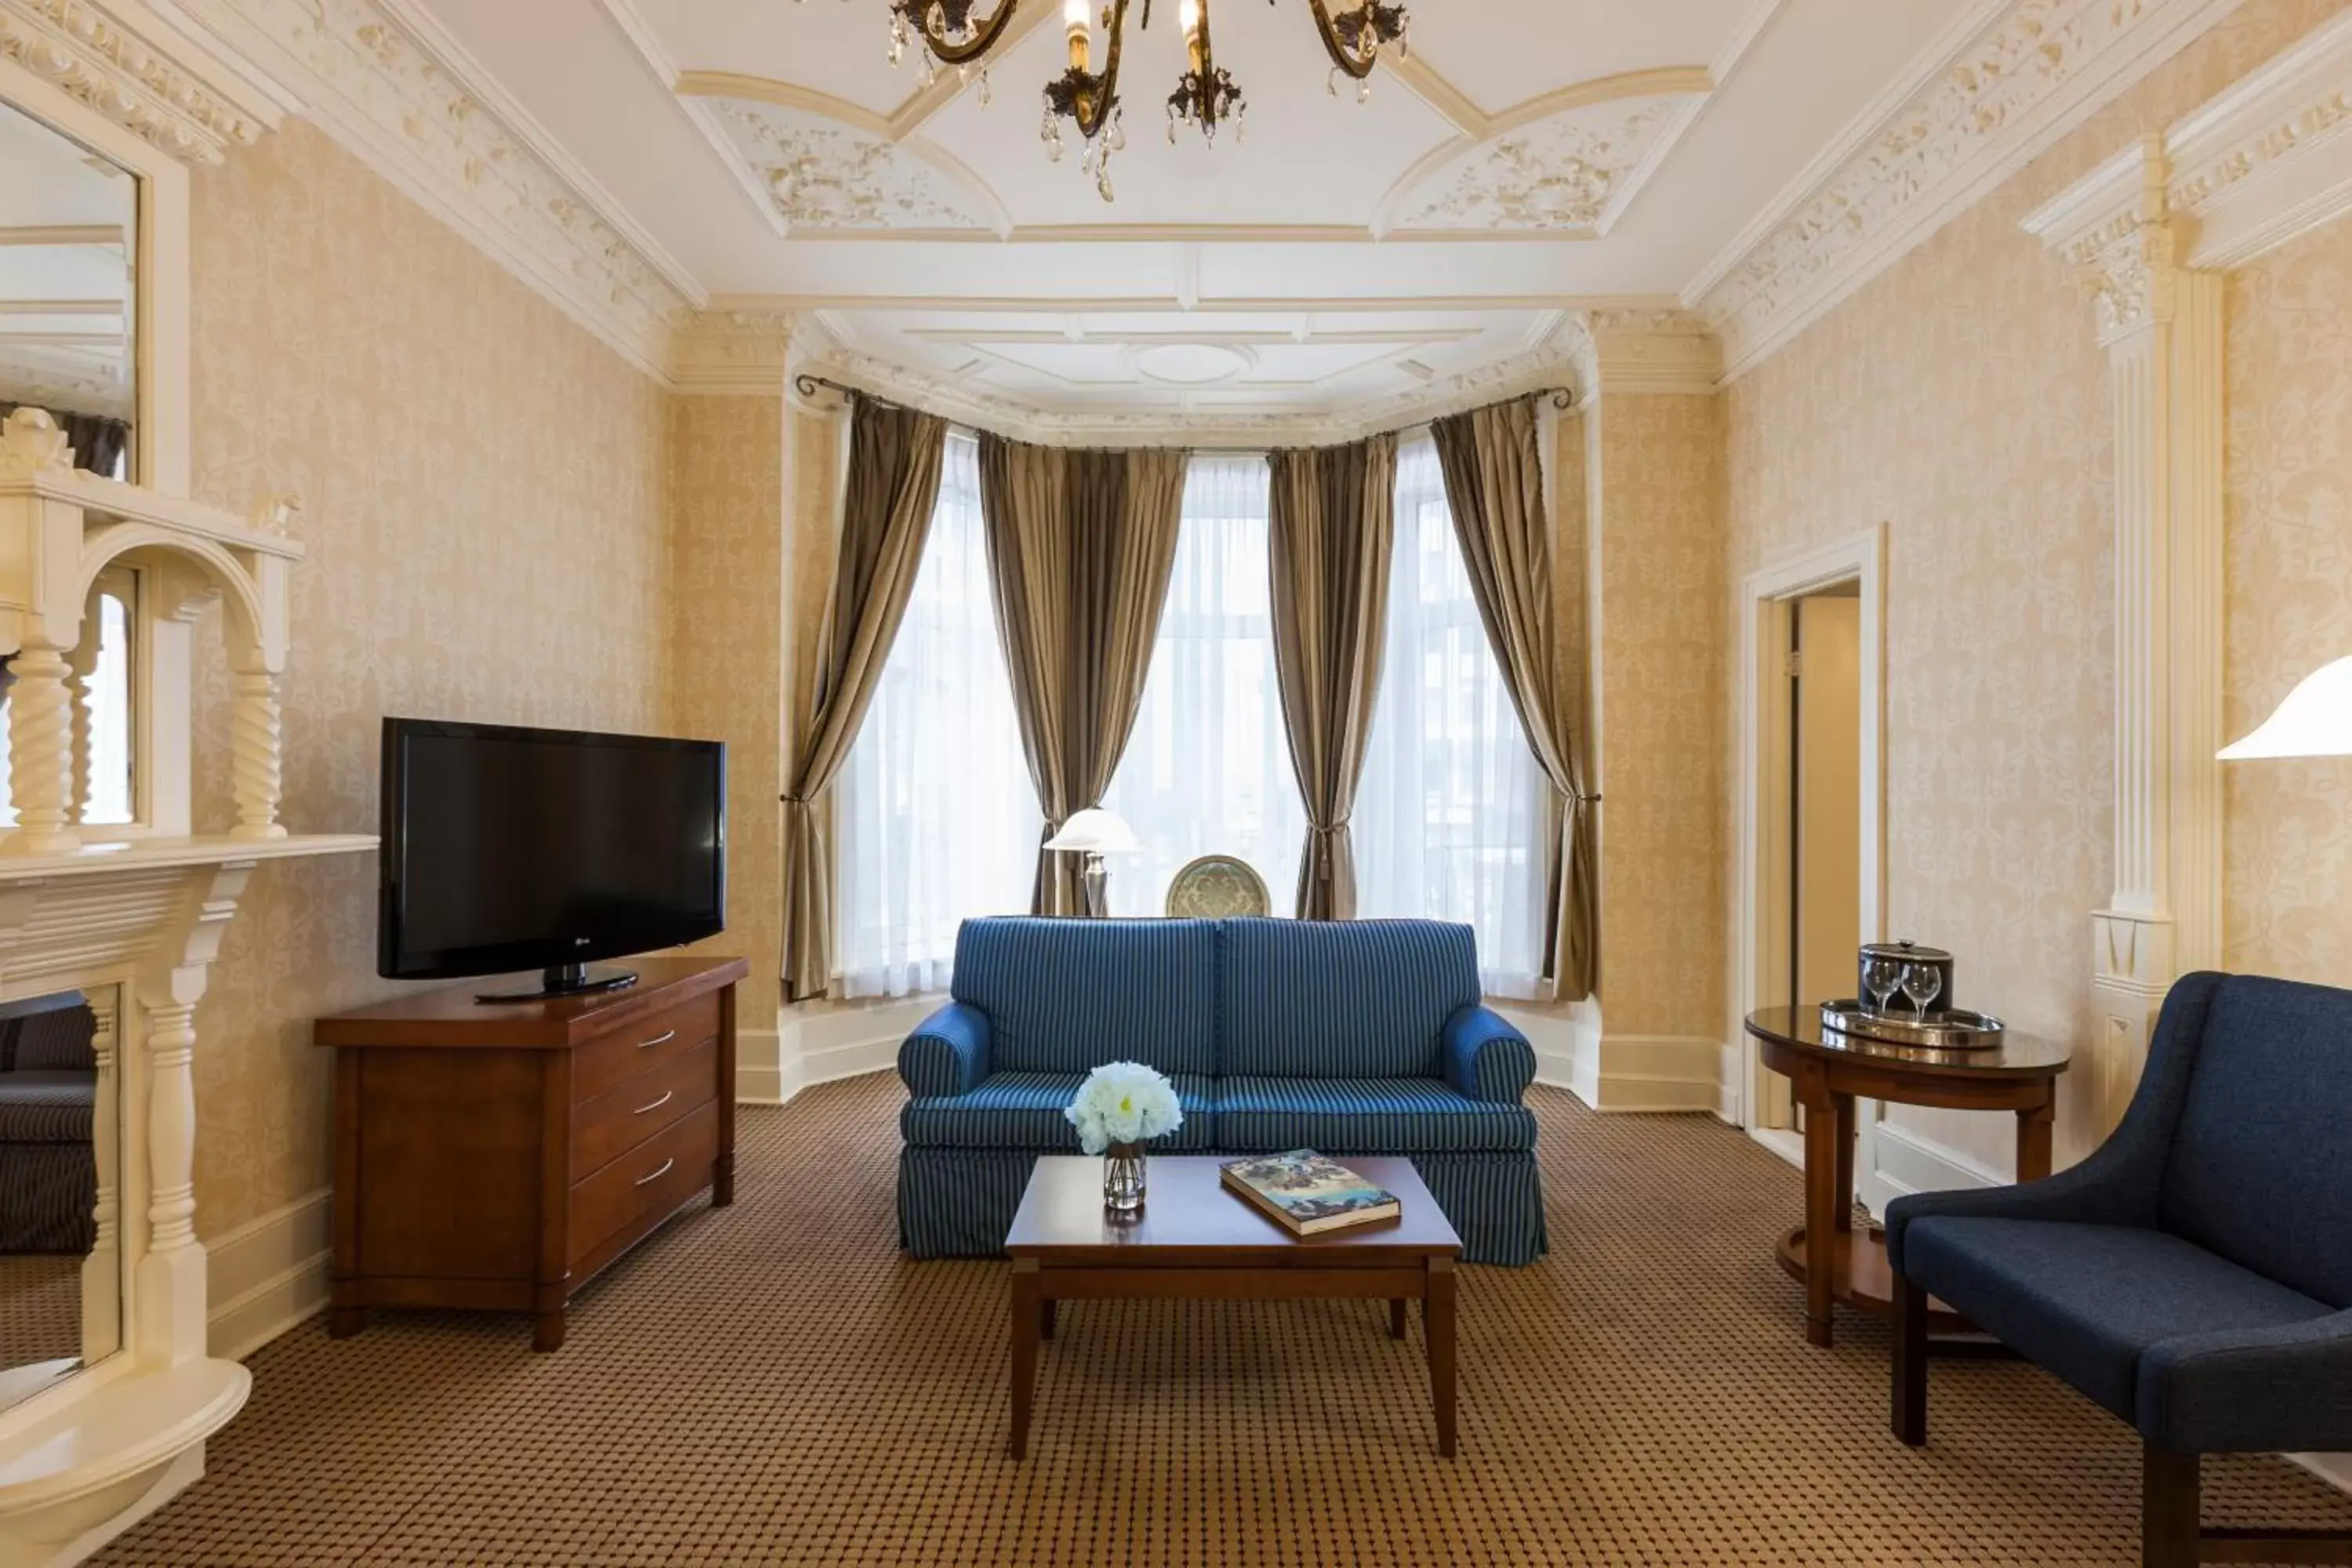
[1220,1151,1401,1236]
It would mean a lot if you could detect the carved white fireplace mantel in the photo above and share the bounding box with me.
[0,412,371,1565]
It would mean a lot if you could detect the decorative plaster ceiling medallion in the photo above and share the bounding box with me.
[710,97,993,231]
[1129,342,1254,385]
[1385,93,1697,236]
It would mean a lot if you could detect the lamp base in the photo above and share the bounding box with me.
[1080,851,1109,919]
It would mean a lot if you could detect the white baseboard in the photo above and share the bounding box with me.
[772,997,934,1105]
[206,1189,332,1361]
[1503,1009,1719,1113]
[1856,1118,2005,1218]
[735,1027,786,1105]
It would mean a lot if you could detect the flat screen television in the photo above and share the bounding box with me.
[379,718,726,1001]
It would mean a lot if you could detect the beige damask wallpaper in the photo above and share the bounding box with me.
[1725,0,2352,1172]
[1594,393,1726,1040]
[184,119,671,1237]
[666,395,786,1032]
[2224,224,2352,985]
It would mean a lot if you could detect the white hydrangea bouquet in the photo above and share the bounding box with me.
[1064,1062,1184,1153]
[1066,1062,1182,1213]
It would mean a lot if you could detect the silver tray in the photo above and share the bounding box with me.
[1820,1000,2007,1050]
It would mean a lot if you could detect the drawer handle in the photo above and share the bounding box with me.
[634,1157,675,1188]
[637,1029,677,1051]
[633,1089,675,1116]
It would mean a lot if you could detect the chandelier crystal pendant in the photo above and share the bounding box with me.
[819,0,1410,203]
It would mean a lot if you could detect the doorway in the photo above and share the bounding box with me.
[1735,528,1885,1167]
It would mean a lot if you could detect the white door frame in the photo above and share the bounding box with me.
[1733,525,1887,1168]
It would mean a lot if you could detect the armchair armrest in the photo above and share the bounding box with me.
[2137,1309,2352,1454]
[1442,1005,1536,1104]
[1886,1149,2158,1274]
[897,1002,992,1098]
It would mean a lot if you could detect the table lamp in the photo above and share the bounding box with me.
[2220,655,2352,760]
[1044,808,1141,918]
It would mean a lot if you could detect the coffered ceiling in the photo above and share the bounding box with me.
[201,0,2241,420]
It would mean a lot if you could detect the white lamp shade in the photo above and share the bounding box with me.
[1044,808,1141,854]
[2219,655,2352,760]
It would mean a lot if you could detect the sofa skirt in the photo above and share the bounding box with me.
[897,1146,1548,1267]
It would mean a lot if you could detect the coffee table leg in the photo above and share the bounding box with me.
[1426,1258,1457,1457]
[1389,1299,1407,1341]
[1040,1298,1057,1341]
[1010,1260,1040,1459]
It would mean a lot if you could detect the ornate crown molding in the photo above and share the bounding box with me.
[0,0,284,163]
[1377,92,1704,240]
[2026,8,2352,276]
[171,0,701,379]
[1691,0,2242,383]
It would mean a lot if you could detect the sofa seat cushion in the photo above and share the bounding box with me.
[1214,1076,1537,1154]
[1904,1218,2332,1421]
[902,1071,1218,1152]
[0,1071,95,1145]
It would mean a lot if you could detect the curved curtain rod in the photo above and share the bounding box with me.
[789,373,1574,448]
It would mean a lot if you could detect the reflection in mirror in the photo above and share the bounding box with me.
[0,989,118,1413]
[0,574,140,828]
[0,97,137,477]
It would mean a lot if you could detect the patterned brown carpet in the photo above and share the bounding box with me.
[0,1252,81,1370]
[100,1074,2352,1566]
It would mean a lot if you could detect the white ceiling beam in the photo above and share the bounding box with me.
[707,292,1686,314]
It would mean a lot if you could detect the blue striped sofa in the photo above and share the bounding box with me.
[896,917,1548,1265]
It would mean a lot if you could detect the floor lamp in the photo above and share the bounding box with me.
[1045,808,1141,918]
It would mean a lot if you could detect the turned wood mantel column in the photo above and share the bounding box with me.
[2029,136,2226,1133]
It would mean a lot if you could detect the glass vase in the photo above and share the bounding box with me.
[1102,1142,1147,1213]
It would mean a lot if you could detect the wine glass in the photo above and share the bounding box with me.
[1899,961,1943,1018]
[1863,956,1902,1015]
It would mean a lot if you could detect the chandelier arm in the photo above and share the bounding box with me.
[1070,0,1131,138]
[918,0,1023,65]
[1302,0,1381,80]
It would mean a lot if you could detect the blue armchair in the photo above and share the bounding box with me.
[1886,972,2352,1568]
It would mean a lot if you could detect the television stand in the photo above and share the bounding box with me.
[476,962,639,1004]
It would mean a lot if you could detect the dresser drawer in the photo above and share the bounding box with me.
[571,1037,717,1181]
[569,1098,718,1269]
[572,991,720,1103]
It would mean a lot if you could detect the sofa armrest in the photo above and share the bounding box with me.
[2136,1309,2352,1453]
[1442,1005,1536,1104]
[897,1003,992,1098]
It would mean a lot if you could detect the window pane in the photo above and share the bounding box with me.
[835,432,1040,998]
[1354,435,1549,997]
[1100,455,1305,916]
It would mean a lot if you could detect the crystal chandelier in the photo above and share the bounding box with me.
[825,0,1410,202]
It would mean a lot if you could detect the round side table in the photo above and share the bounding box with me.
[1743,1005,2071,1348]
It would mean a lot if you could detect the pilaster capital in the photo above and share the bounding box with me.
[669,307,802,397]
[1567,308,1723,400]
[2028,134,2191,349]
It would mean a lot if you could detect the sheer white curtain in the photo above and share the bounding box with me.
[836,430,1040,998]
[1099,455,1305,916]
[1355,434,1549,997]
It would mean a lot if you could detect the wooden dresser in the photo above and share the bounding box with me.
[314,955,748,1350]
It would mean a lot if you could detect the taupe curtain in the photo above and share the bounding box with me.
[1431,397,1597,1002]
[781,397,949,1000]
[1268,434,1396,920]
[979,436,1188,914]
[0,402,129,476]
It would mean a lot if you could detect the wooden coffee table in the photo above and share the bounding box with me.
[1003,1154,1463,1458]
